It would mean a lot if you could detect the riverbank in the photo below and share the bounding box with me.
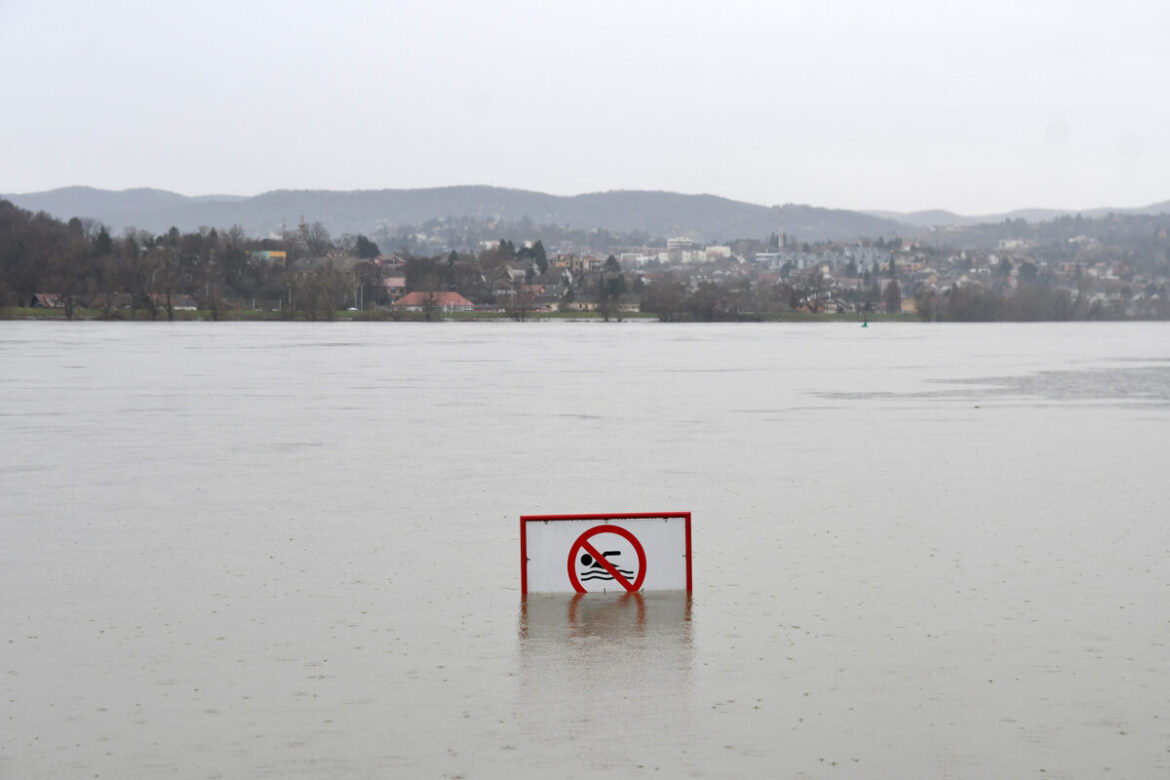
[0,306,909,323]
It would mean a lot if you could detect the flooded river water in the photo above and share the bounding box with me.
[2,321,1168,778]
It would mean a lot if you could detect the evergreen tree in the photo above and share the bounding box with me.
[354,234,380,259]
[532,240,548,275]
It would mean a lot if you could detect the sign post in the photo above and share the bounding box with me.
[520,512,692,594]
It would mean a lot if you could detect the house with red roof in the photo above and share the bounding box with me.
[392,291,475,312]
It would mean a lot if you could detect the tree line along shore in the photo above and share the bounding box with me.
[3,198,1168,322]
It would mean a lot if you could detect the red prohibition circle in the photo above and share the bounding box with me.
[567,524,647,593]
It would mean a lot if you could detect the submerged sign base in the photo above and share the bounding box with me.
[520,512,692,594]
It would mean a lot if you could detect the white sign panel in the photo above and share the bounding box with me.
[521,512,692,594]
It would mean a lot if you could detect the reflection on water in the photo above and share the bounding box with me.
[519,591,692,643]
[517,593,693,770]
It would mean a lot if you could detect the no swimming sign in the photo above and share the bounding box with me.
[520,512,692,594]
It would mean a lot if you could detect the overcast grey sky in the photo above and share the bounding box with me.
[2,0,1168,214]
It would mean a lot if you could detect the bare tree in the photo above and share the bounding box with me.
[418,272,442,322]
[640,275,687,321]
[884,278,902,314]
[793,267,832,313]
[504,279,534,321]
[598,255,626,322]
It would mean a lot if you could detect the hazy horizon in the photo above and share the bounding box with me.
[3,1,1167,215]
[9,183,1169,221]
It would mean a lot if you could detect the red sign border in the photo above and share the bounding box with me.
[520,512,692,595]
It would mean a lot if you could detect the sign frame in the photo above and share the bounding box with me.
[520,511,692,595]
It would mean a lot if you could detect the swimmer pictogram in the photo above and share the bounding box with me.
[566,524,647,593]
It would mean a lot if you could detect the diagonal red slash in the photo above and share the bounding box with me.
[580,539,635,592]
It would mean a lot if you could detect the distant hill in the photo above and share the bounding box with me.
[2,186,909,243]
[868,201,1170,229]
[865,209,982,228]
[9,185,1166,244]
[778,204,906,245]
